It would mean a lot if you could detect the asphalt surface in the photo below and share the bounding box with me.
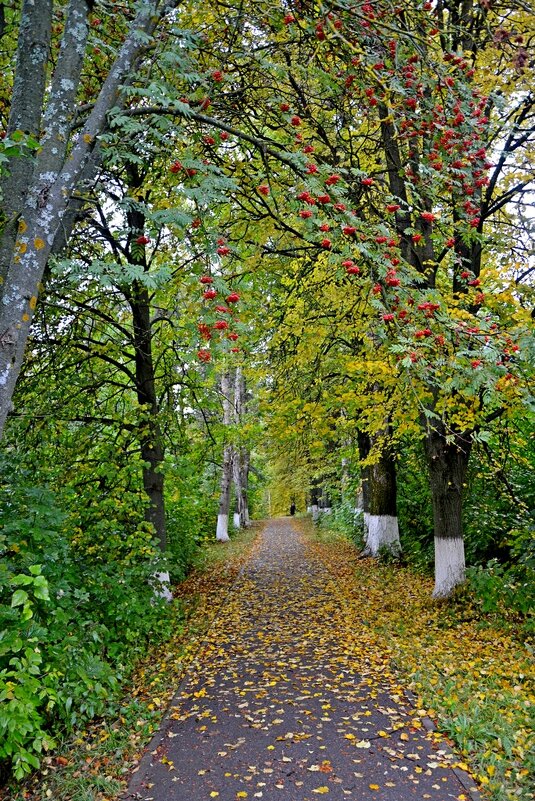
[123,518,481,801]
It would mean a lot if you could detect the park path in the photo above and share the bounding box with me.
[123,519,480,801]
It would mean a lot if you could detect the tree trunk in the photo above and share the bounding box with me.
[216,371,233,542]
[310,485,320,522]
[233,447,243,530]
[231,367,244,529]
[357,429,400,557]
[356,429,371,537]
[0,0,52,285]
[425,424,472,597]
[367,447,400,557]
[240,448,251,526]
[0,1,176,438]
[124,192,169,598]
[129,280,166,551]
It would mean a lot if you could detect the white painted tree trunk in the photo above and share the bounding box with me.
[153,570,173,602]
[216,513,230,542]
[311,504,320,522]
[433,537,465,597]
[425,423,471,597]
[365,515,401,557]
[358,428,401,558]
[232,449,244,530]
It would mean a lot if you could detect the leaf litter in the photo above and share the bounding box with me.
[124,519,487,801]
[5,520,532,801]
[308,523,534,801]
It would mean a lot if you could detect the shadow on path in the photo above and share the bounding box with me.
[123,519,480,801]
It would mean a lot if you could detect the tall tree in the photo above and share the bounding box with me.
[0,0,180,436]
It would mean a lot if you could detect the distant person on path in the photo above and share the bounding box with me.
[289,502,296,516]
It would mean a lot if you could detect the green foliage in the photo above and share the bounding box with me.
[467,516,535,630]
[165,457,219,580]
[0,454,181,780]
[468,557,535,630]
[316,499,364,548]
[463,433,534,566]
[0,130,41,179]
[396,445,434,572]
[0,565,55,779]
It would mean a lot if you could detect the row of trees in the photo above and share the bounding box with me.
[0,0,533,782]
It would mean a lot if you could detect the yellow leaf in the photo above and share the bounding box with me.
[236,793,248,799]
[312,788,329,794]
[210,793,219,798]
[369,785,380,791]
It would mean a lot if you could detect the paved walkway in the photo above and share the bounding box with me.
[123,519,480,801]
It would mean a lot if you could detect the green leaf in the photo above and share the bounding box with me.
[11,589,29,607]
[32,576,50,601]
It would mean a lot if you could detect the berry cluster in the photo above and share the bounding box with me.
[196,244,241,363]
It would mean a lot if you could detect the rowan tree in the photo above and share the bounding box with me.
[211,0,534,595]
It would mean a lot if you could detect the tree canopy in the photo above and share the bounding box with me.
[0,0,533,789]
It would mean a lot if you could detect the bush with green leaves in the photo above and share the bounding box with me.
[467,523,535,632]
[0,454,181,779]
[316,498,365,547]
[164,455,219,580]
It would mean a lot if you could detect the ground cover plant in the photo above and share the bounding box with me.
[310,521,534,801]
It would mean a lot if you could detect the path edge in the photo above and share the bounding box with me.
[120,522,264,800]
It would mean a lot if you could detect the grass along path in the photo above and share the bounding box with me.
[309,522,534,801]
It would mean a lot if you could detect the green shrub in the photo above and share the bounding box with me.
[315,500,365,547]
[396,446,434,572]
[467,526,535,630]
[0,455,179,780]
